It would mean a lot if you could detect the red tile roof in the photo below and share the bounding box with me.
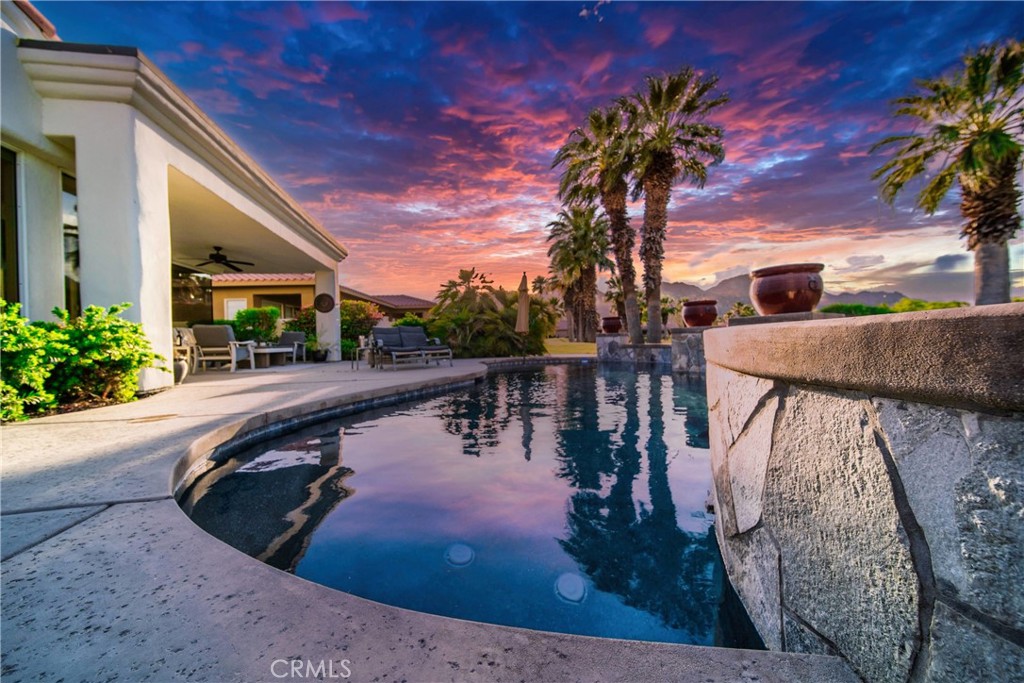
[373,294,435,309]
[212,273,313,282]
[211,273,434,309]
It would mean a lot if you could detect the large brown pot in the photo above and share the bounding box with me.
[749,263,824,315]
[682,299,718,327]
[601,316,623,334]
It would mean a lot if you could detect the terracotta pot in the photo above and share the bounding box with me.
[682,299,718,327]
[601,316,623,334]
[749,263,824,315]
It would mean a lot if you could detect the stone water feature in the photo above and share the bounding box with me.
[704,303,1024,682]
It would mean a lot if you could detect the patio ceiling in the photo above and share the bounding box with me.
[168,168,337,275]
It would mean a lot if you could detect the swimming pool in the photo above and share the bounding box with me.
[182,364,763,648]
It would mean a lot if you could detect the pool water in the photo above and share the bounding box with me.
[182,365,763,648]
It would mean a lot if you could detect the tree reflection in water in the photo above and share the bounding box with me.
[557,369,720,639]
[185,364,761,646]
[435,364,724,639]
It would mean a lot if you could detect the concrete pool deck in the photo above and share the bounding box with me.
[1,360,858,682]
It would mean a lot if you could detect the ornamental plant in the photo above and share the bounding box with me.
[428,273,558,358]
[42,303,165,405]
[0,300,67,421]
[393,313,427,327]
[233,306,280,344]
[283,307,316,342]
[337,299,382,341]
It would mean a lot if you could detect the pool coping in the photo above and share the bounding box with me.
[1,359,859,682]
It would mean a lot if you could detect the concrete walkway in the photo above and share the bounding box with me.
[1,360,858,682]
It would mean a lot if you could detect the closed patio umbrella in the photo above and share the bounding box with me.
[515,272,530,335]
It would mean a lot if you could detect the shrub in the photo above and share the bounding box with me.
[888,298,967,312]
[393,313,426,327]
[0,300,67,421]
[338,299,382,341]
[43,303,165,406]
[821,299,968,317]
[284,307,316,342]
[820,303,892,316]
[428,280,557,358]
[234,307,280,343]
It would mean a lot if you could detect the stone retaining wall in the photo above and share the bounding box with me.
[597,331,705,374]
[596,333,671,366]
[705,303,1024,683]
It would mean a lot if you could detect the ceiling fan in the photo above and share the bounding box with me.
[194,246,255,272]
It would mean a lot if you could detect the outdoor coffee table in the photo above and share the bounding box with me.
[252,346,294,368]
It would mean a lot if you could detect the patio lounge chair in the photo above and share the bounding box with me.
[370,327,424,370]
[398,326,453,366]
[278,331,307,362]
[192,324,256,372]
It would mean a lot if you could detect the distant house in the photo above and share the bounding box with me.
[1,1,348,389]
[210,273,434,321]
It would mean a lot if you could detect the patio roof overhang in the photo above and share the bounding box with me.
[17,39,347,274]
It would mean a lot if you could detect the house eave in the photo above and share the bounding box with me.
[16,39,347,264]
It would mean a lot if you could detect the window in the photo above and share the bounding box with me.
[171,265,213,325]
[62,173,80,318]
[224,298,247,320]
[1,148,18,304]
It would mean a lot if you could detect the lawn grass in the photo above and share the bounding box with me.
[544,337,597,355]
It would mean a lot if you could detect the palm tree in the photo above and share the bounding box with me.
[553,106,644,344]
[724,301,756,320]
[872,39,1022,305]
[531,275,558,296]
[434,267,494,313]
[603,274,628,329]
[621,68,728,340]
[547,206,614,343]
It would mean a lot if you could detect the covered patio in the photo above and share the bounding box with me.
[5,25,347,392]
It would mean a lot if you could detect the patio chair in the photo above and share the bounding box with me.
[174,327,202,373]
[192,324,256,372]
[398,326,453,366]
[370,327,425,370]
[278,331,306,362]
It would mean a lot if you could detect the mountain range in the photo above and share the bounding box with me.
[597,274,907,316]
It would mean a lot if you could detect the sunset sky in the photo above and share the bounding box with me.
[35,1,1023,301]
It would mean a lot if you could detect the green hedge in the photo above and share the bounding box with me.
[1,300,165,421]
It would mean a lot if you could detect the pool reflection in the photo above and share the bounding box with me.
[183,365,762,647]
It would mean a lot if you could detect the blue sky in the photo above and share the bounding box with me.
[35,1,1023,300]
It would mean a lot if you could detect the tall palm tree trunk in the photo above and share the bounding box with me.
[602,181,643,344]
[581,265,599,343]
[641,164,673,342]
[974,241,1010,305]
[961,154,1021,305]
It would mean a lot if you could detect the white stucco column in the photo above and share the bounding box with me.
[43,100,173,391]
[20,155,64,320]
[314,268,341,361]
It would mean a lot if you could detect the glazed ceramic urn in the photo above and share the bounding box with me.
[601,316,623,333]
[749,263,824,315]
[682,300,718,327]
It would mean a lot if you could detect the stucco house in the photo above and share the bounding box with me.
[208,273,434,322]
[1,1,348,391]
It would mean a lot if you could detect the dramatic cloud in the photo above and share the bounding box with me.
[933,253,972,272]
[36,1,1024,300]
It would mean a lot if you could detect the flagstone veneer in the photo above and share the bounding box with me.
[706,303,1024,682]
